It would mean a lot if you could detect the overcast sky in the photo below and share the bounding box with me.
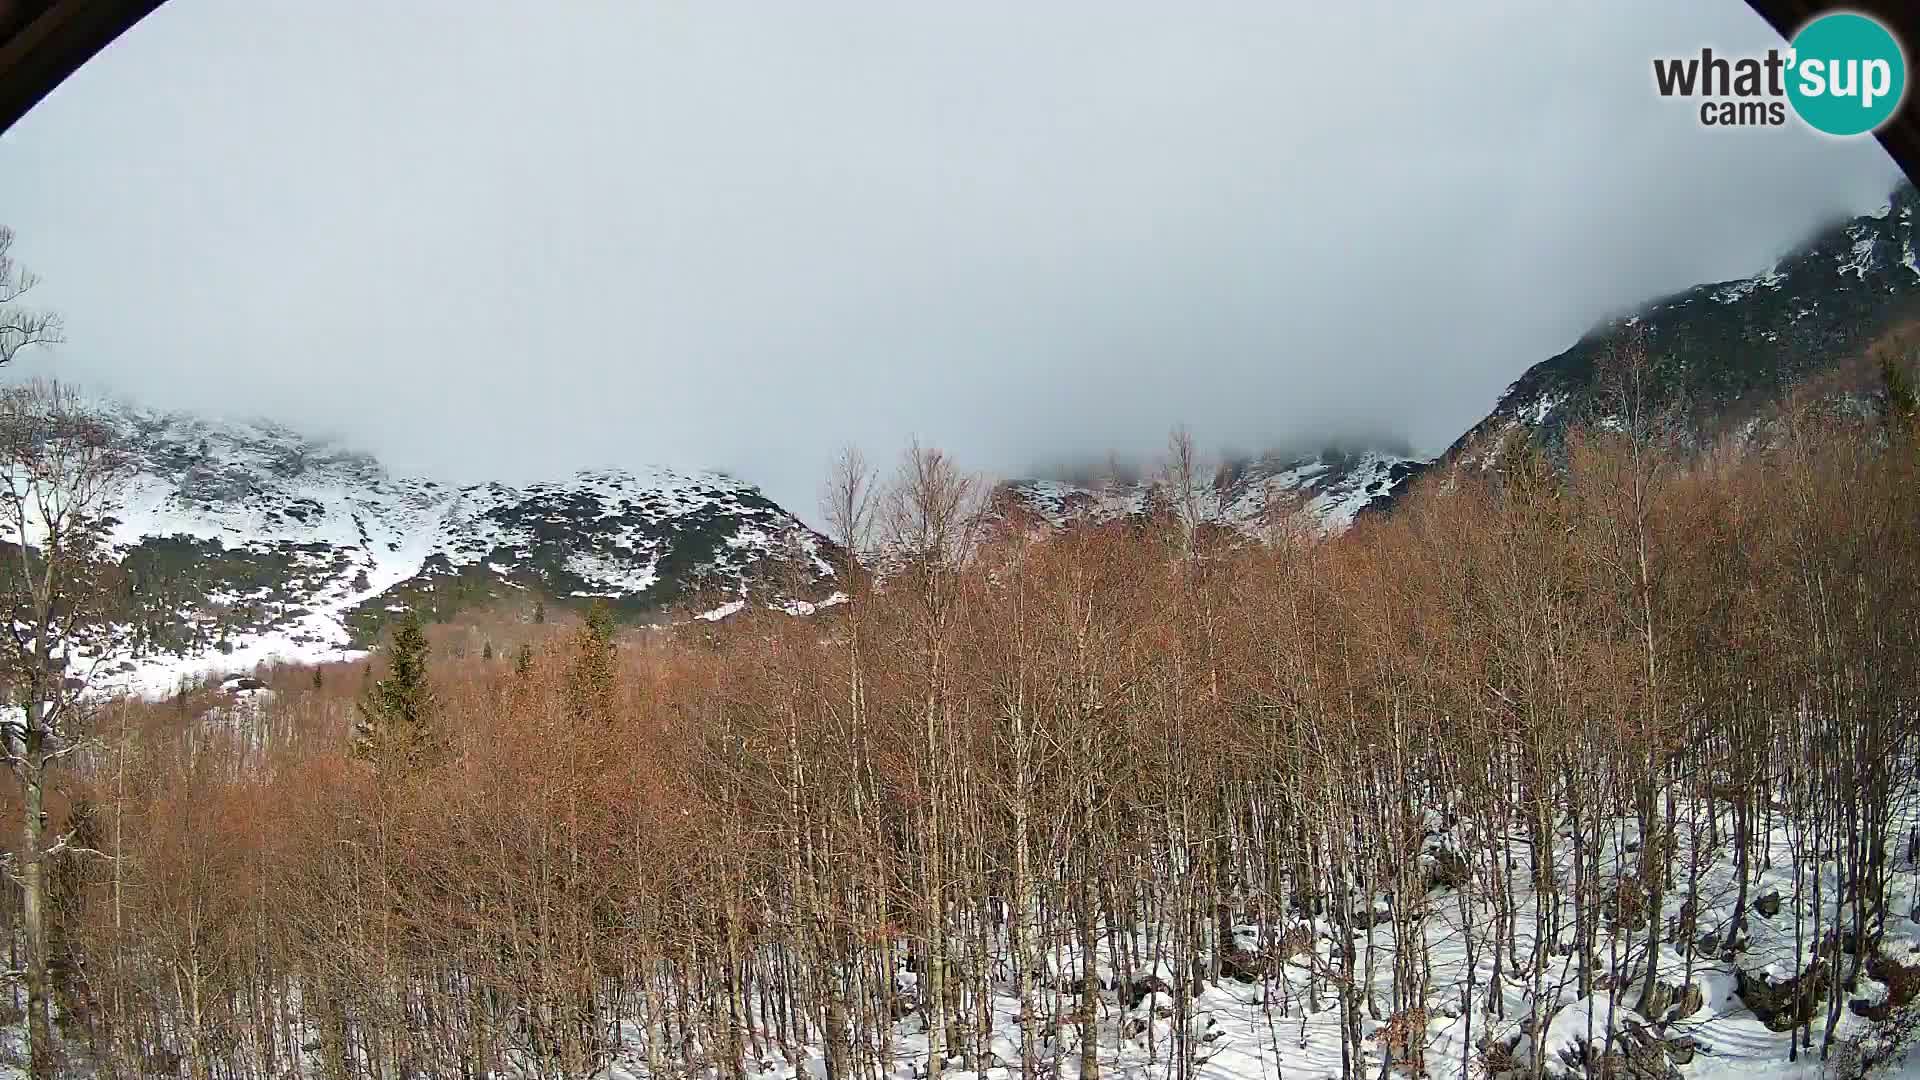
[0,1,1906,520]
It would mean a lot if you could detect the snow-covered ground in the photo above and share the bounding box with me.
[576,799,1919,1080]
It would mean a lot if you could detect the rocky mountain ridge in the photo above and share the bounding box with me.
[1440,180,1920,474]
[88,397,840,694]
[992,447,1426,538]
[49,182,1920,690]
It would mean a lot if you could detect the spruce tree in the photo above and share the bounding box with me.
[584,599,615,645]
[311,666,323,691]
[353,610,436,771]
[514,641,534,678]
[532,597,546,625]
[481,640,494,662]
[568,600,617,725]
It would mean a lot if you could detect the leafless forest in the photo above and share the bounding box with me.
[5,344,1920,1080]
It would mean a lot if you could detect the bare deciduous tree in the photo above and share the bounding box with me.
[0,381,132,1079]
[0,229,62,369]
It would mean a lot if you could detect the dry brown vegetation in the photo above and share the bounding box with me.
[1,357,1918,1080]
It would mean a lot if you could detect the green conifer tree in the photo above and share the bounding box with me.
[353,610,436,771]
[532,597,546,625]
[568,600,617,725]
[584,599,615,645]
[514,642,534,678]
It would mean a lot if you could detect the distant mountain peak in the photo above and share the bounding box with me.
[1441,179,1920,473]
[63,393,839,695]
[995,444,1428,538]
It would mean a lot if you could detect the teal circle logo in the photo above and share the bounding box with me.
[1786,13,1906,136]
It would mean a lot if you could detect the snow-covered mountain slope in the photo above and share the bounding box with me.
[1444,180,1920,472]
[87,397,838,694]
[995,447,1427,539]
[997,180,1920,539]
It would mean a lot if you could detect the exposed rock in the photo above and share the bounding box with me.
[1753,890,1782,919]
[1219,945,1265,984]
[1574,1024,1679,1080]
[1639,982,1673,1020]
[1854,952,1920,1021]
[1668,983,1704,1024]
[1616,1021,1685,1080]
[1351,906,1392,931]
[1425,848,1471,892]
[1636,980,1703,1024]
[1532,1001,1679,1080]
[1737,962,1829,1031]
[1476,1032,1520,1079]
[1125,975,1173,1008]
[1697,926,1749,959]
[1217,926,1315,987]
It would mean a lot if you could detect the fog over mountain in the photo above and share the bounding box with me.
[0,0,1905,525]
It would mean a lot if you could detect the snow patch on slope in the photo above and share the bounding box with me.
[999,449,1424,539]
[63,395,834,697]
